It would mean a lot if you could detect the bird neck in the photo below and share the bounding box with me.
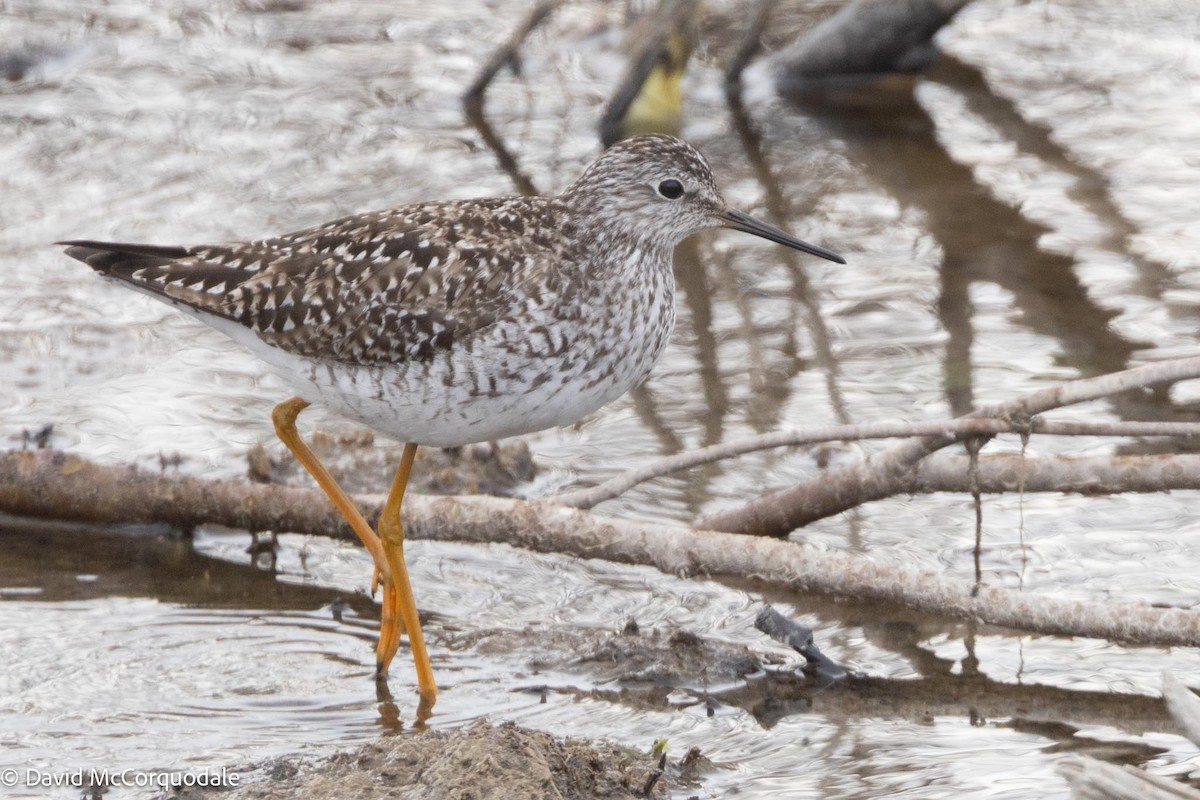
[557,191,676,263]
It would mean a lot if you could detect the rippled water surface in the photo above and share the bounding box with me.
[3,0,1200,797]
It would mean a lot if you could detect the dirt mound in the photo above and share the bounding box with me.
[171,720,678,800]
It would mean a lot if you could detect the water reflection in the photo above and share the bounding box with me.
[0,519,1184,738]
[3,0,1200,797]
[782,79,1148,417]
[726,89,852,427]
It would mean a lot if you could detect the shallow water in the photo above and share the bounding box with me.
[3,0,1200,797]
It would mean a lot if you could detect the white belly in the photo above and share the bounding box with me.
[269,349,645,447]
[201,269,676,447]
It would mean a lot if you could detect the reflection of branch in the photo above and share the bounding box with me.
[716,669,1172,736]
[674,239,728,448]
[463,105,540,197]
[629,383,684,455]
[937,254,974,415]
[795,82,1148,415]
[554,418,1200,509]
[5,448,1200,649]
[725,89,850,424]
[929,54,1175,300]
[461,0,563,114]
[723,0,774,87]
[460,1,562,197]
[698,356,1200,535]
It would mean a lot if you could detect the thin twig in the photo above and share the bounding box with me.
[699,356,1200,534]
[553,417,1200,509]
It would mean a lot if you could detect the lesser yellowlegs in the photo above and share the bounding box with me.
[59,134,844,710]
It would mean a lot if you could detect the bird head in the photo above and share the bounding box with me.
[563,134,845,263]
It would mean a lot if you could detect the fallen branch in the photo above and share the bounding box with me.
[554,418,1200,509]
[902,452,1200,495]
[3,449,1200,649]
[699,357,1200,535]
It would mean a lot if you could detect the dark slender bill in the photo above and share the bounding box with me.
[720,208,846,264]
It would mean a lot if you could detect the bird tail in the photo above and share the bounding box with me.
[58,239,191,278]
[57,239,245,322]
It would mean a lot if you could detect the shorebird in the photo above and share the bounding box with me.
[59,134,844,710]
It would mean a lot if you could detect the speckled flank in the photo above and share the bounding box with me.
[62,136,739,447]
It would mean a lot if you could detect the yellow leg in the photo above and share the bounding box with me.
[377,443,437,706]
[271,398,406,668]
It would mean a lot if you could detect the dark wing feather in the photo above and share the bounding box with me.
[61,241,190,270]
[59,239,267,322]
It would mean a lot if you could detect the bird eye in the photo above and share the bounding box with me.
[657,179,684,200]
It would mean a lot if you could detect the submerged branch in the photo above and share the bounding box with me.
[3,449,1200,649]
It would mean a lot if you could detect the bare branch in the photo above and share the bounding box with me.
[698,357,1200,536]
[0,450,364,539]
[3,449,1200,649]
[906,452,1200,494]
[554,418,1200,509]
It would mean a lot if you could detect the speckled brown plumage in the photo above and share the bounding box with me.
[61,134,843,448]
[65,197,583,365]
